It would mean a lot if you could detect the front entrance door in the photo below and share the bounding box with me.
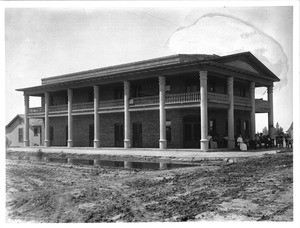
[133,122,142,148]
[183,116,201,148]
[89,124,94,147]
[114,123,124,147]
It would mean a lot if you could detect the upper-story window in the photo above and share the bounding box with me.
[88,90,93,102]
[234,86,247,97]
[208,80,216,93]
[165,80,170,94]
[114,87,123,100]
[131,85,141,98]
[185,80,199,93]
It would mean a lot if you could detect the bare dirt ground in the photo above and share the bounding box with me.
[6,152,293,222]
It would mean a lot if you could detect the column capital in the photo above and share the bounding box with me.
[227,76,234,85]
[250,81,255,90]
[124,81,130,87]
[67,88,73,95]
[199,71,208,80]
[159,76,166,84]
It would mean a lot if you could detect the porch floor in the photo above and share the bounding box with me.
[8,146,283,159]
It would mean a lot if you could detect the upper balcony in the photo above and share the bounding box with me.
[28,91,270,117]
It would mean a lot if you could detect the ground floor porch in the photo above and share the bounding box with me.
[28,108,254,150]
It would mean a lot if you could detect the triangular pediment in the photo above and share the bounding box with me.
[223,60,259,74]
[212,52,280,82]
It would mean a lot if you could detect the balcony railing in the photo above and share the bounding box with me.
[255,99,270,112]
[234,96,251,106]
[28,91,258,115]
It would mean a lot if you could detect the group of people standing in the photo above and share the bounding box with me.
[236,133,293,151]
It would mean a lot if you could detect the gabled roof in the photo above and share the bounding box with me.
[6,114,43,128]
[6,114,24,128]
[210,52,280,82]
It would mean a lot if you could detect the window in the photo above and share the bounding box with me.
[208,80,216,92]
[34,127,39,136]
[18,128,23,143]
[88,90,93,102]
[185,80,199,93]
[131,85,141,98]
[165,80,171,93]
[114,87,123,100]
[50,127,54,141]
[166,121,171,142]
[209,119,216,133]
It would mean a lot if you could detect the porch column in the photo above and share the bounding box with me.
[200,71,209,151]
[93,86,100,148]
[268,85,274,139]
[227,77,235,149]
[250,82,256,139]
[24,94,29,147]
[67,89,73,147]
[159,76,167,149]
[44,92,50,147]
[124,81,131,148]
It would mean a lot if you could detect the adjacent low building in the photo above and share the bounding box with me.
[6,114,44,147]
[16,52,280,151]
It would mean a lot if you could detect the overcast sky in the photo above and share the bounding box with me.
[5,5,294,131]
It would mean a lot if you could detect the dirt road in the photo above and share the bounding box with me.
[6,152,293,222]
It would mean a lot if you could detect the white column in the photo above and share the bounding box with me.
[24,94,29,147]
[250,82,256,139]
[268,85,274,139]
[94,86,100,148]
[124,81,131,148]
[200,71,209,151]
[159,76,167,149]
[67,89,73,147]
[227,77,235,149]
[44,92,50,147]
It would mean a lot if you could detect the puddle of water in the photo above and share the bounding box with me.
[9,156,197,170]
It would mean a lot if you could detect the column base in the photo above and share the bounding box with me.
[200,139,209,151]
[67,140,73,148]
[124,161,133,169]
[159,139,167,150]
[124,139,131,149]
[159,162,168,170]
[94,140,100,148]
[44,140,50,147]
[227,139,235,149]
[23,140,29,147]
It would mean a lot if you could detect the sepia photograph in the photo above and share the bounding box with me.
[3,0,299,225]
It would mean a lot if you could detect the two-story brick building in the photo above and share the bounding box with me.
[16,52,279,151]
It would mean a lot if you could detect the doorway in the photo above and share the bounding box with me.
[114,123,124,147]
[89,124,94,147]
[183,116,200,148]
[133,122,142,148]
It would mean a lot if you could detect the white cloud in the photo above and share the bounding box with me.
[168,14,288,90]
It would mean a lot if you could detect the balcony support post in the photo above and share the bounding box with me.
[93,86,100,148]
[159,76,167,149]
[67,89,73,147]
[268,85,274,141]
[44,92,50,147]
[24,94,30,147]
[227,77,235,149]
[124,81,131,148]
[200,71,209,151]
[250,82,256,139]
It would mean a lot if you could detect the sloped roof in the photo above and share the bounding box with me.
[6,114,43,128]
[16,52,279,94]
[6,114,24,128]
